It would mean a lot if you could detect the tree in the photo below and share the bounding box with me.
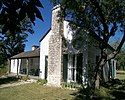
[111,40,125,70]
[0,17,34,65]
[52,0,125,88]
[0,0,43,34]
[116,51,125,70]
[0,0,43,64]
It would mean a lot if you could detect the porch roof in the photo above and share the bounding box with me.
[11,48,40,59]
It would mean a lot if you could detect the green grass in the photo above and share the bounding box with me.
[116,70,125,80]
[0,83,76,100]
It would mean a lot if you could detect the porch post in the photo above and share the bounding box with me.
[17,59,19,76]
[111,59,116,79]
[74,54,77,82]
[26,58,29,76]
[67,54,71,82]
[114,60,117,79]
[82,32,88,85]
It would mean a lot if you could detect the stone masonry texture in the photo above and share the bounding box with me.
[47,6,63,86]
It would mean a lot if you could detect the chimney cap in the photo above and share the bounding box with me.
[52,4,60,11]
[32,45,39,51]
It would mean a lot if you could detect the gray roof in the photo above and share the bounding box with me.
[11,48,40,59]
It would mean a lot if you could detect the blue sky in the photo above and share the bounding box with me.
[25,0,52,51]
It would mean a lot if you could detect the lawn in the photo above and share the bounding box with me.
[0,83,77,100]
[0,70,125,100]
[116,70,125,80]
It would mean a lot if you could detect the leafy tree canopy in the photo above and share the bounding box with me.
[53,0,125,54]
[52,0,125,88]
[0,0,43,34]
[0,0,43,65]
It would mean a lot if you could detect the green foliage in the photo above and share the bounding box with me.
[73,79,125,100]
[61,82,82,89]
[0,64,8,76]
[94,87,112,99]
[0,0,43,34]
[0,76,19,85]
[37,79,47,85]
[0,51,6,65]
[0,0,43,65]
[52,0,125,52]
[52,0,125,89]
[0,32,27,58]
[0,17,34,65]
[116,51,125,70]
[20,75,30,81]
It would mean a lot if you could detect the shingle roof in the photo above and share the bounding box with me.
[11,48,40,59]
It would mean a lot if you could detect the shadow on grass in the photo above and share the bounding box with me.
[0,76,19,85]
[70,86,94,100]
[71,79,125,100]
[103,79,125,100]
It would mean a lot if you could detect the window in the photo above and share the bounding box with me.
[67,54,76,82]
[67,54,83,84]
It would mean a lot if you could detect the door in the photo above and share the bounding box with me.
[45,56,48,79]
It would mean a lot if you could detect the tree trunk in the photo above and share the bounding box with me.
[93,56,106,89]
[7,59,11,74]
[17,59,19,76]
[95,73,100,89]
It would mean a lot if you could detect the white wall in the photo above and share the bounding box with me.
[11,59,21,74]
[39,30,52,79]
[63,21,74,43]
[39,20,75,79]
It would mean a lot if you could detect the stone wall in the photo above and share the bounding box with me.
[47,5,63,86]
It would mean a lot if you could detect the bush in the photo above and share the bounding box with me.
[20,76,30,81]
[0,76,19,85]
[94,87,111,99]
[61,82,82,89]
[37,79,47,85]
[0,64,8,76]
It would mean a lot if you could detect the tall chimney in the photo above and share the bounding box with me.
[47,5,63,86]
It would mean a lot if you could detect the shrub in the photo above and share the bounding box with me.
[93,87,114,99]
[37,79,47,85]
[0,76,19,85]
[61,82,82,89]
[0,64,8,76]
[21,76,30,81]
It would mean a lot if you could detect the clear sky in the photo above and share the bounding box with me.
[25,0,52,51]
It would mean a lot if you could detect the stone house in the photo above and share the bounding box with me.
[39,5,116,86]
[10,5,116,87]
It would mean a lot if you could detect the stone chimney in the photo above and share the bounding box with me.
[47,5,63,86]
[32,45,39,51]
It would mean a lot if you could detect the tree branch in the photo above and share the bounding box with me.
[107,30,125,60]
[90,0,109,41]
[108,22,118,38]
